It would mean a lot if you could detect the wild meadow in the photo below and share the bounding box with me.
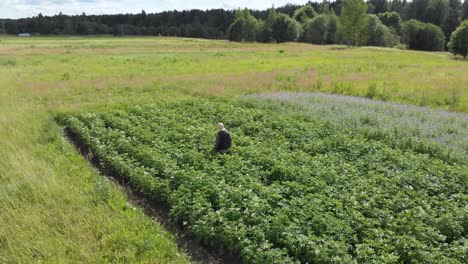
[0,36,467,263]
[1,36,467,111]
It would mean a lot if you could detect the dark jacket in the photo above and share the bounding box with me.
[214,130,231,151]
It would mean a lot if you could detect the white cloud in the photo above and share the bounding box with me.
[1,0,312,19]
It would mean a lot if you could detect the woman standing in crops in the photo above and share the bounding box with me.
[214,123,231,153]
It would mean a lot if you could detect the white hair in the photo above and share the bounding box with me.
[218,123,225,130]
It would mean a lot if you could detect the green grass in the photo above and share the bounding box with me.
[0,36,466,263]
[0,106,190,263]
[1,36,467,111]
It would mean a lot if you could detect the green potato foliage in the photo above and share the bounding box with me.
[60,99,467,264]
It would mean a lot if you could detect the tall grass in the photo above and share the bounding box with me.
[0,77,189,263]
[1,36,466,112]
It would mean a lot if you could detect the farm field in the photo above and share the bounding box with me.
[59,99,467,263]
[0,36,467,263]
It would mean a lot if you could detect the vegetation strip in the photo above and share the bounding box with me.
[64,128,243,264]
[58,98,467,264]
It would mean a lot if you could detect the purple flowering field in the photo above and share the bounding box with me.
[246,92,467,165]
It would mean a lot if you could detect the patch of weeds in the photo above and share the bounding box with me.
[313,79,323,90]
[163,57,178,64]
[5,59,17,67]
[420,91,428,107]
[93,176,111,205]
[332,81,354,95]
[276,73,296,83]
[377,88,391,101]
[62,72,71,81]
[278,49,285,54]
[276,73,297,91]
[366,83,378,99]
[377,82,393,101]
[444,88,460,110]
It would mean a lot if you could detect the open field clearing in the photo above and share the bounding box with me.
[1,36,467,112]
[0,36,467,263]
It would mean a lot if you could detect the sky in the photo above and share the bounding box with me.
[0,0,312,19]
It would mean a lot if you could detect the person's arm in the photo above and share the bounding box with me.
[214,132,221,150]
[227,132,231,148]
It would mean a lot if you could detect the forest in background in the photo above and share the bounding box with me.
[2,0,468,54]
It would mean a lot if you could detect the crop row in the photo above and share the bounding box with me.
[58,100,467,263]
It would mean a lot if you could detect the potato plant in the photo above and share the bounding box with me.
[59,100,467,263]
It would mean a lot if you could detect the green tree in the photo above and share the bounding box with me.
[425,0,449,26]
[461,1,468,20]
[378,11,402,34]
[303,14,339,44]
[366,14,399,46]
[326,14,340,43]
[339,0,369,46]
[227,9,260,42]
[449,20,468,58]
[272,13,301,43]
[402,19,445,51]
[293,4,318,24]
[442,0,461,45]
[320,0,333,14]
[259,7,278,43]
[389,0,406,15]
[368,0,389,13]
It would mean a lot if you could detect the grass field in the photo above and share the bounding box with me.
[0,36,467,263]
[1,36,467,111]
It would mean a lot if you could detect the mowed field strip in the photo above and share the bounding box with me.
[0,36,467,263]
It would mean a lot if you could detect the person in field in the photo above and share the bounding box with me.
[214,123,231,153]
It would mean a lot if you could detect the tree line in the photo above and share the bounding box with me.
[227,0,468,57]
[2,0,468,56]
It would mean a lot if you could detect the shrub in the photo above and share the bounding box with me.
[401,19,445,51]
[394,43,407,50]
[303,14,339,45]
[272,13,301,43]
[366,14,399,47]
[448,20,468,58]
[228,9,260,42]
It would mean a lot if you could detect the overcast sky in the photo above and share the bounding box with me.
[0,0,312,19]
